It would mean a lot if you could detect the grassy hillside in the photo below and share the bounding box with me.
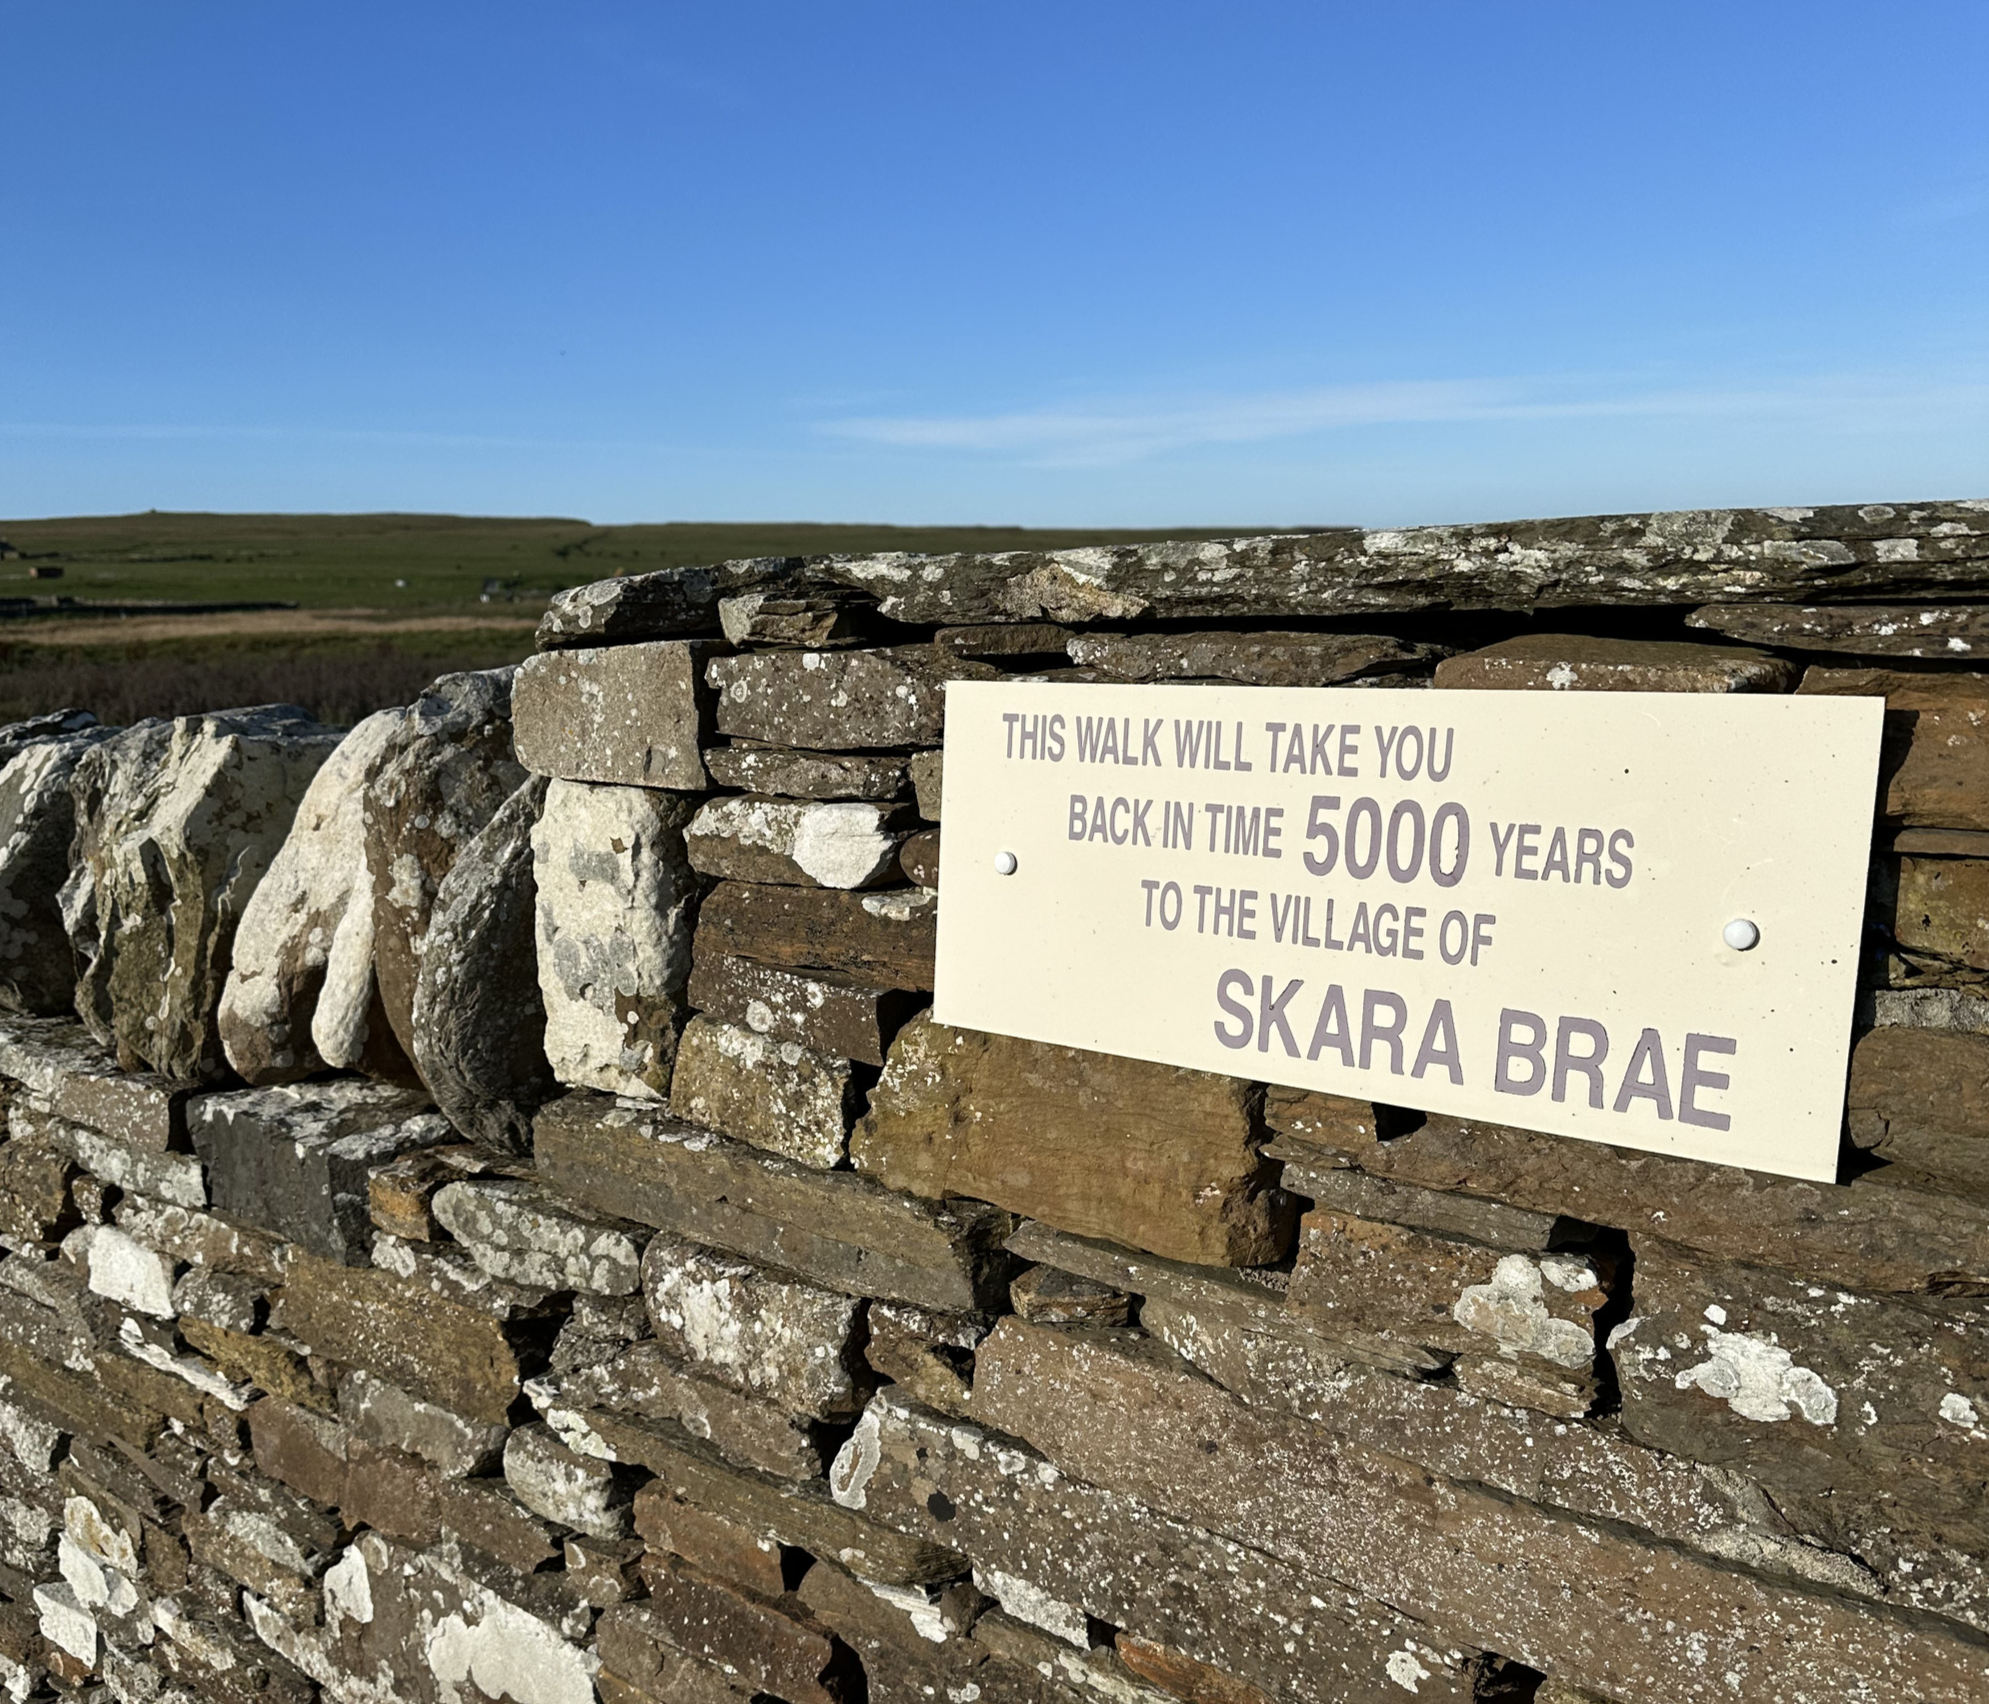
[0,512,1269,614]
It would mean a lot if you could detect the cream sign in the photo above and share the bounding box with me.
[933,682,1884,1183]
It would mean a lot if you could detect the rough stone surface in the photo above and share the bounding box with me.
[0,1013,191,1150]
[830,1393,1478,1704]
[503,1422,634,1540]
[668,1015,857,1169]
[908,750,942,821]
[693,881,936,991]
[363,668,529,1071]
[512,641,722,790]
[972,1319,1989,1704]
[637,1555,858,1704]
[1846,1024,1989,1190]
[704,746,907,801]
[339,1368,510,1479]
[855,1014,1292,1266]
[719,588,874,649]
[1610,1251,1989,1564]
[431,1176,648,1295]
[1799,667,1989,828]
[687,953,923,1067]
[217,707,408,1085]
[636,1491,790,1596]
[532,778,701,1100]
[641,1234,866,1419]
[0,731,110,1016]
[190,1080,449,1263]
[1433,634,1798,692]
[273,1252,543,1424]
[65,706,342,1080]
[685,795,915,890]
[535,1094,1013,1313]
[411,774,557,1154]
[1337,1111,1989,1296]
[1878,854,1989,986]
[1689,600,1989,657]
[708,647,997,750]
[895,828,939,890]
[552,505,1989,631]
[537,554,810,648]
[1068,630,1445,686]
[545,1340,832,1480]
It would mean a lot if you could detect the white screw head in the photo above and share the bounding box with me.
[1723,918,1760,951]
[993,850,1018,876]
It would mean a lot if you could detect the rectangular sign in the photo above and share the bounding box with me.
[933,682,1885,1182]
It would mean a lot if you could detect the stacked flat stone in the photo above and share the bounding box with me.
[0,499,1983,1703]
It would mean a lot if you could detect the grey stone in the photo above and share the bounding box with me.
[411,774,556,1154]
[535,1093,1013,1313]
[685,795,915,889]
[668,1015,857,1169]
[503,1422,635,1540]
[687,954,922,1067]
[0,730,111,1016]
[23,1104,206,1210]
[532,778,700,1100]
[642,1234,866,1419]
[0,1013,190,1151]
[190,1080,450,1263]
[704,744,908,801]
[719,588,873,648]
[707,647,996,750]
[431,1176,648,1295]
[1688,601,1989,657]
[171,1267,263,1335]
[1068,629,1444,686]
[537,555,814,648]
[512,640,722,790]
[0,708,98,765]
[217,707,408,1085]
[908,750,942,821]
[933,623,1074,661]
[363,668,529,1074]
[65,706,343,1081]
[543,1341,832,1481]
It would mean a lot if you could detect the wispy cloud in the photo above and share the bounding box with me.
[822,370,1989,468]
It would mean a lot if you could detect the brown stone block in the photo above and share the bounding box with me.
[514,639,721,789]
[896,827,940,889]
[970,1319,1989,1704]
[248,1396,349,1511]
[1612,1249,1989,1559]
[555,1343,832,1480]
[1691,601,1989,658]
[1288,1208,1611,1398]
[861,1300,987,1419]
[1340,1111,1989,1296]
[1882,854,1989,984]
[179,1316,320,1411]
[830,1390,1476,1704]
[535,1092,1015,1312]
[1117,1633,1275,1704]
[669,1014,858,1169]
[636,1489,793,1596]
[1070,629,1443,687]
[855,1013,1293,1267]
[596,1604,759,1704]
[705,744,907,800]
[1846,1024,1989,1191]
[640,1555,861,1704]
[0,1130,78,1246]
[708,645,997,750]
[1434,635,1797,692]
[1261,1085,1388,1151]
[694,879,936,991]
[629,1433,963,1587]
[437,1474,568,1572]
[1010,1263,1131,1326]
[0,1335,165,1453]
[688,953,922,1066]
[1800,667,1989,828]
[271,1252,535,1424]
[365,1144,514,1242]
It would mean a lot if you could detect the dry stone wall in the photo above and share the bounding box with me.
[0,500,1982,1703]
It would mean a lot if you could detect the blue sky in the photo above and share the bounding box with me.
[4,3,1987,526]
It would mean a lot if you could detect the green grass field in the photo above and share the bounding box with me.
[0,512,1269,615]
[0,511,1278,726]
